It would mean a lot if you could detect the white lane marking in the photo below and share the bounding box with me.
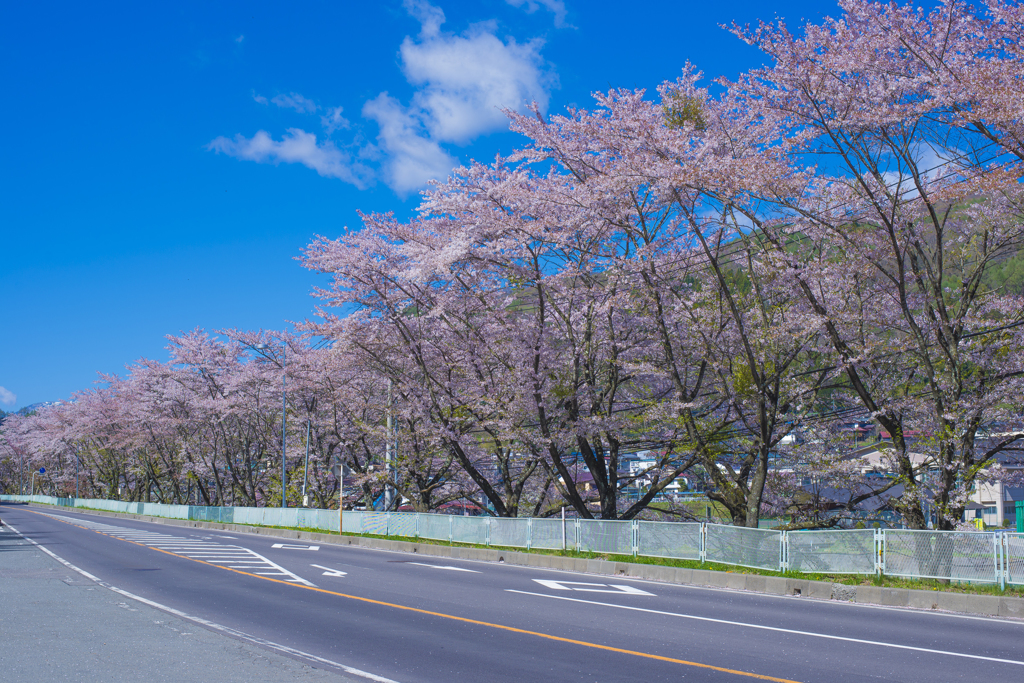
[215,535,237,539]
[271,543,320,551]
[311,564,348,578]
[37,512,315,587]
[532,579,654,596]
[507,590,1024,666]
[2,521,401,683]
[407,562,480,573]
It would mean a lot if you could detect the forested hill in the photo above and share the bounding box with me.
[983,250,1024,296]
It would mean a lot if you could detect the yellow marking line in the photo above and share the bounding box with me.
[31,509,801,683]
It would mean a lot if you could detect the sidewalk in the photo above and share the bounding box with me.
[0,522,355,683]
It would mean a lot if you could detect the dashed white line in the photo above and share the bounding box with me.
[3,521,400,683]
[407,562,480,573]
[37,512,315,587]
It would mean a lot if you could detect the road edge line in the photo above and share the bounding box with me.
[1,520,402,683]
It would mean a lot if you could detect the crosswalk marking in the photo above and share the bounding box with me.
[40,513,315,586]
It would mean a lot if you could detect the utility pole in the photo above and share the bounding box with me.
[281,341,287,508]
[384,379,394,511]
[301,419,311,507]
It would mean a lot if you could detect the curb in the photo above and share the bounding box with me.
[17,503,1024,620]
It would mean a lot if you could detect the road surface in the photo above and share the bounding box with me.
[2,502,1022,682]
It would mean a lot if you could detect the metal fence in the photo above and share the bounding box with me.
[3,494,1021,587]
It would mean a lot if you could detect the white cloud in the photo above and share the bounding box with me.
[363,93,456,195]
[877,144,962,199]
[214,0,556,195]
[271,92,317,114]
[400,18,553,144]
[207,129,371,188]
[505,0,571,28]
[0,386,15,406]
[403,0,446,38]
[358,0,555,193]
[321,106,350,134]
[235,35,245,43]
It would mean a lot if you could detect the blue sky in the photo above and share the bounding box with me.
[0,0,834,411]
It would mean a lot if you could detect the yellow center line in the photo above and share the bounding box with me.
[31,509,802,683]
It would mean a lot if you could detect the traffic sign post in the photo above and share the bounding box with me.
[30,467,45,496]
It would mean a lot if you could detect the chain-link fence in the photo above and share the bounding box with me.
[883,529,999,583]
[452,516,487,545]
[636,521,702,561]
[1006,533,1024,587]
[787,529,877,574]
[4,494,1021,586]
[530,517,570,550]
[578,519,634,555]
[417,512,451,542]
[704,524,783,571]
[488,517,531,549]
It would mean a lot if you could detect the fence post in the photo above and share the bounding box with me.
[996,531,1005,591]
[449,515,453,544]
[879,529,887,576]
[485,518,491,547]
[575,519,581,553]
[527,517,533,550]
[561,507,566,551]
[632,519,639,557]
[699,522,706,563]
[780,531,787,572]
[1003,533,1010,591]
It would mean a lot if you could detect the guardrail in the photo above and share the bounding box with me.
[3,494,1021,588]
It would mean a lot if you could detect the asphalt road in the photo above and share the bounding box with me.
[2,503,1022,683]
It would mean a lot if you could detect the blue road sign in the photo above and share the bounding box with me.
[38,467,45,474]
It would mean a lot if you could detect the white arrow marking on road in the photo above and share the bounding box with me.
[407,562,480,573]
[271,543,320,550]
[532,579,654,596]
[310,564,348,578]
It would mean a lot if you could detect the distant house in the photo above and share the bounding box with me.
[842,443,1024,527]
[846,444,932,475]
[967,481,1023,527]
